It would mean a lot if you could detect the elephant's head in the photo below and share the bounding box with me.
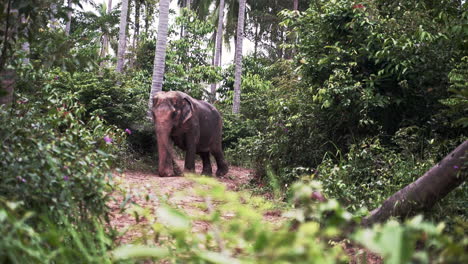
[152,91,193,177]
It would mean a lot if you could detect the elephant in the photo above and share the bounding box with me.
[151,91,229,177]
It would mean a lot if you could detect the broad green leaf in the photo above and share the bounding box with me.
[111,245,169,260]
[156,205,190,230]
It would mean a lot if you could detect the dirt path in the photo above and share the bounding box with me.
[108,159,263,244]
[108,159,381,263]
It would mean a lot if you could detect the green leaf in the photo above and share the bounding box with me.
[156,206,190,230]
[111,245,169,260]
[198,251,241,264]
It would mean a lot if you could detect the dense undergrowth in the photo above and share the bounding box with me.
[0,69,126,262]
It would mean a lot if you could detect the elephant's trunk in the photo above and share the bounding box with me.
[155,125,174,177]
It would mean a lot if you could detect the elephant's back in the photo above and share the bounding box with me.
[194,100,223,151]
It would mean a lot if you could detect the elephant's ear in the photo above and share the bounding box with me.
[182,97,193,124]
[152,96,159,108]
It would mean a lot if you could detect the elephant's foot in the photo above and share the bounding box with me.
[159,171,173,177]
[201,168,212,176]
[172,161,183,176]
[184,168,196,174]
[215,165,229,177]
[173,166,183,176]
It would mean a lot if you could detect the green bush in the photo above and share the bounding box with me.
[48,69,148,130]
[111,177,467,263]
[318,138,434,211]
[0,85,124,223]
[0,199,118,264]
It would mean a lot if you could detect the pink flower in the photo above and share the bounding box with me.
[311,191,326,202]
[17,176,26,183]
[125,128,132,135]
[104,136,113,144]
[64,176,69,181]
[352,4,365,9]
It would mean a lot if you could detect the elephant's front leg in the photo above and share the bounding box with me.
[184,133,196,172]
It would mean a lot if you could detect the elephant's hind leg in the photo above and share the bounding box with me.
[213,150,229,177]
[172,159,183,176]
[200,152,212,176]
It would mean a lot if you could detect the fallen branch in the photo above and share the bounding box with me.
[362,140,468,226]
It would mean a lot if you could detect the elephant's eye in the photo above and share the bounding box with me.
[171,111,178,119]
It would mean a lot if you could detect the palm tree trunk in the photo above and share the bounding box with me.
[20,14,30,65]
[130,0,141,69]
[148,0,171,112]
[232,0,245,114]
[363,140,468,225]
[50,3,58,29]
[254,22,258,58]
[210,0,225,102]
[116,0,130,73]
[0,0,12,73]
[144,3,150,35]
[100,0,113,68]
[65,0,72,35]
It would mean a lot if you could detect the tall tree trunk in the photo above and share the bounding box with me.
[179,0,186,38]
[254,22,258,58]
[148,0,171,113]
[144,5,149,35]
[20,14,30,65]
[116,0,130,73]
[293,0,298,10]
[363,140,468,226]
[0,0,12,73]
[129,0,140,69]
[135,0,141,44]
[210,0,225,102]
[65,0,72,35]
[0,69,15,107]
[100,0,113,68]
[232,0,246,114]
[50,3,58,29]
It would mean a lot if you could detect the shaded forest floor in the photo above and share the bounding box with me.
[108,159,381,263]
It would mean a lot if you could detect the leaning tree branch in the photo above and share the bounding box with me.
[0,0,12,72]
[362,140,468,226]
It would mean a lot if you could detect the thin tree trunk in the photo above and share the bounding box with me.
[0,0,12,73]
[254,22,258,58]
[65,0,72,35]
[21,15,30,65]
[210,0,225,102]
[50,3,58,29]
[136,0,141,43]
[362,140,468,226]
[232,0,246,114]
[129,0,140,69]
[148,0,171,113]
[179,0,186,38]
[285,0,299,59]
[144,4,149,35]
[0,69,15,107]
[116,0,130,73]
[100,0,113,68]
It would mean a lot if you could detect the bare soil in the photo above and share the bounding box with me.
[108,159,260,244]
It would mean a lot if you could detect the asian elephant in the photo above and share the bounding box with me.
[151,91,229,177]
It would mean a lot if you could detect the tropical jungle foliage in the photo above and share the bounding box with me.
[0,0,466,263]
